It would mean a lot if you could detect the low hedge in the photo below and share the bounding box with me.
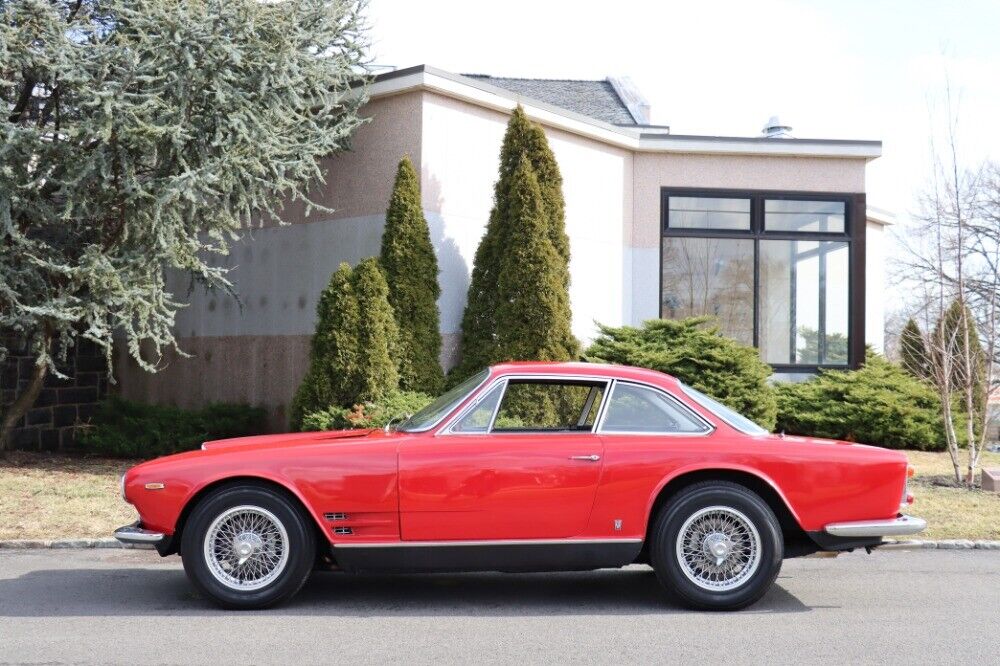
[302,390,433,431]
[774,353,948,450]
[79,397,266,458]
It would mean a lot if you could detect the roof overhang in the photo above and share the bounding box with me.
[866,205,896,226]
[366,65,882,161]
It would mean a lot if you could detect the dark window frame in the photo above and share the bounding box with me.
[660,187,866,371]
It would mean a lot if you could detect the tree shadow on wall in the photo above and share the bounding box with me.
[421,169,471,371]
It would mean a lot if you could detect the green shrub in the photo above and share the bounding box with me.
[289,262,360,430]
[302,390,432,431]
[352,257,400,403]
[79,397,266,458]
[585,317,777,430]
[450,105,576,385]
[290,257,400,430]
[380,156,444,395]
[774,352,947,450]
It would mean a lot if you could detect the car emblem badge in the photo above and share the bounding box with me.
[613,519,623,531]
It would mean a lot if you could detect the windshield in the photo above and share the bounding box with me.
[678,383,769,436]
[397,369,491,432]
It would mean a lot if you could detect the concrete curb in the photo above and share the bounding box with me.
[1,537,999,550]
[881,539,1000,550]
[0,538,143,550]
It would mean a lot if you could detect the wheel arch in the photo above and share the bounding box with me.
[167,475,329,556]
[644,467,814,557]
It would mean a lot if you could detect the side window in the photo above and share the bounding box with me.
[451,383,505,433]
[600,383,709,434]
[492,380,606,432]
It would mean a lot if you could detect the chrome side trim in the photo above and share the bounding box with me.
[332,538,643,549]
[113,522,165,545]
[824,515,927,538]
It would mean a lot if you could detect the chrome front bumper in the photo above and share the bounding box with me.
[824,515,927,538]
[114,522,165,546]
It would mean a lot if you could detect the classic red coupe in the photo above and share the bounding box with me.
[115,362,925,610]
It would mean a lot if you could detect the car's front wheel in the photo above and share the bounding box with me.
[650,481,783,611]
[180,483,316,609]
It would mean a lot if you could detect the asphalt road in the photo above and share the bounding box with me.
[0,547,996,665]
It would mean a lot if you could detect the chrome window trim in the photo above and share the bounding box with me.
[442,378,508,435]
[438,373,613,436]
[595,380,715,437]
[333,537,643,549]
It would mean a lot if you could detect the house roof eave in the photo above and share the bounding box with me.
[366,65,882,161]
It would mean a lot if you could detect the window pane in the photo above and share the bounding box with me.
[765,199,845,233]
[668,196,751,230]
[399,369,489,432]
[452,383,504,433]
[759,240,849,365]
[493,381,605,432]
[679,383,768,435]
[601,383,709,434]
[661,237,754,346]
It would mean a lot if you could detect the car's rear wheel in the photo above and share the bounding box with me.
[650,481,783,611]
[181,484,315,609]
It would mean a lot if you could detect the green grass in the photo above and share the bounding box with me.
[899,450,1000,540]
[0,452,138,541]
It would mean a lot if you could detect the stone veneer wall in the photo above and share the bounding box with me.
[0,335,109,451]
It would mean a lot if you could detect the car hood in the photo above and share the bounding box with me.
[201,429,378,451]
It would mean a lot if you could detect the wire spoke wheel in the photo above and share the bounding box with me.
[675,505,762,592]
[203,505,290,592]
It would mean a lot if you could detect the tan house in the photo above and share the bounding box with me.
[117,65,889,428]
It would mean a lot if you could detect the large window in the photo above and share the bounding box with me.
[661,189,862,370]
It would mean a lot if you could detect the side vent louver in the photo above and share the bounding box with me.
[333,526,353,535]
[324,512,349,521]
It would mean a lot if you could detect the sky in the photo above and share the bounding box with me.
[366,0,1000,275]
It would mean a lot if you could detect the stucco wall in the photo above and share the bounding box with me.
[865,220,886,352]
[279,92,423,225]
[420,92,630,350]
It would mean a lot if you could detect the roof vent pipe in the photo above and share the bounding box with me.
[762,115,793,138]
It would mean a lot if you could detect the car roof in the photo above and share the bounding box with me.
[487,361,679,386]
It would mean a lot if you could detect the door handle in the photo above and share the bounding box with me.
[569,454,601,462]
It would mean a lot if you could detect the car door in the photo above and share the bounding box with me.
[397,377,608,541]
[585,380,716,535]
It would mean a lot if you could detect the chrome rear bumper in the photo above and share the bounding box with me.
[113,522,165,547]
[824,515,927,538]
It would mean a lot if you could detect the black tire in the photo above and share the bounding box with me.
[649,481,783,611]
[180,483,316,610]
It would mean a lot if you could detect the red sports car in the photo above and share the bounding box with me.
[115,362,925,610]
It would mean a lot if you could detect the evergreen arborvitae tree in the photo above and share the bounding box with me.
[380,156,444,395]
[899,318,930,379]
[289,263,360,430]
[451,105,576,383]
[352,258,400,403]
[494,155,578,363]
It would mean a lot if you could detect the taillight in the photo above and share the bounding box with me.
[901,464,915,512]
